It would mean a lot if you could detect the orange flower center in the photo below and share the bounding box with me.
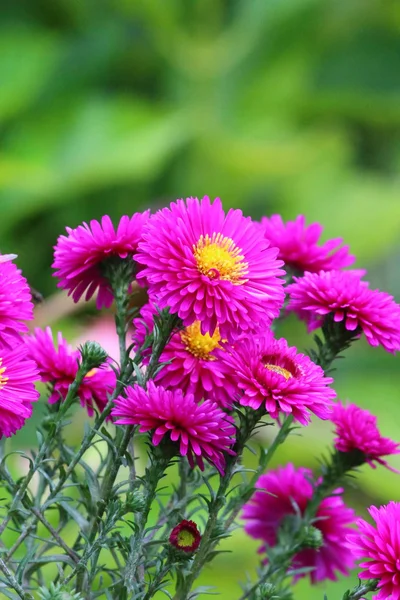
[193,233,248,284]
[180,321,221,360]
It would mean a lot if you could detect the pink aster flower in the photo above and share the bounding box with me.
[347,502,400,600]
[243,463,355,583]
[0,342,39,438]
[261,214,356,273]
[25,327,115,417]
[219,334,335,425]
[331,402,400,471]
[0,256,33,346]
[133,303,236,408]
[112,381,236,475]
[135,197,285,339]
[53,212,150,309]
[287,270,400,353]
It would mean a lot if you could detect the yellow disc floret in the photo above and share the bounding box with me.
[193,232,248,284]
[177,529,196,548]
[85,368,98,379]
[264,364,293,380]
[0,359,8,389]
[180,321,221,360]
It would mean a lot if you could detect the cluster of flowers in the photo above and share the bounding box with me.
[17,197,400,597]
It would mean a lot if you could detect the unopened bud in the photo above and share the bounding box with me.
[79,341,108,371]
[302,525,323,550]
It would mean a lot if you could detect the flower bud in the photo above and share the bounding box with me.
[169,519,201,554]
[302,525,323,550]
[79,341,108,372]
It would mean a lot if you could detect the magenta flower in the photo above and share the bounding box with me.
[133,303,236,408]
[25,327,115,417]
[331,402,399,471]
[0,257,33,346]
[243,463,356,583]
[261,214,356,273]
[135,197,285,339]
[287,270,400,353]
[219,334,335,425]
[112,381,236,475]
[347,502,400,600]
[53,212,150,309]
[0,343,39,438]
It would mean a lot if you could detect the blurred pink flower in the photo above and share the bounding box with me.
[243,463,356,583]
[261,214,356,273]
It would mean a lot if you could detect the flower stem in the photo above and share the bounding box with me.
[124,452,171,593]
[310,316,361,373]
[0,364,88,539]
[342,579,379,599]
[223,415,294,530]
[0,557,34,600]
[173,412,293,600]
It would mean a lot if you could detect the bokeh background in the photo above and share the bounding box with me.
[2,0,400,598]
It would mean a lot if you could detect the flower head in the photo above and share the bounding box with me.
[0,257,34,346]
[219,334,335,425]
[53,212,150,309]
[0,343,39,438]
[25,327,115,417]
[135,197,285,339]
[243,463,355,583]
[133,303,236,408]
[287,270,400,353]
[112,381,236,475]
[261,214,356,274]
[331,402,400,471]
[169,520,201,553]
[347,502,400,600]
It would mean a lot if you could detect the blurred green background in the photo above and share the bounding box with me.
[2,0,400,598]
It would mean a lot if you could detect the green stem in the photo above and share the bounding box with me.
[0,557,34,600]
[173,460,235,600]
[172,411,293,600]
[124,453,171,592]
[342,579,379,600]
[0,364,88,538]
[74,266,133,591]
[223,416,293,531]
[311,316,361,373]
[143,560,176,600]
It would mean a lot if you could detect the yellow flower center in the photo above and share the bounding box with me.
[193,233,248,284]
[264,364,293,380]
[85,368,97,378]
[177,529,196,548]
[180,321,221,360]
[0,360,8,389]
